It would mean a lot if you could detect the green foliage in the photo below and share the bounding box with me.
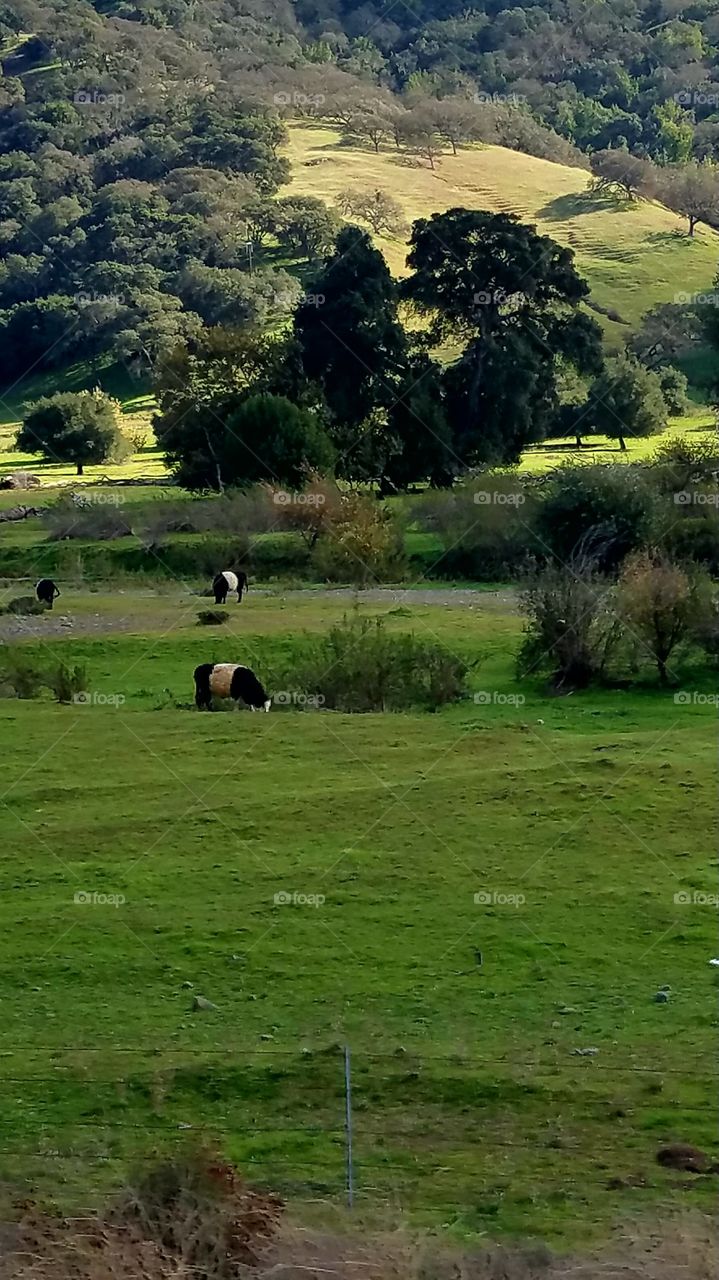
[17,390,124,475]
[657,365,690,415]
[311,493,406,584]
[196,610,231,626]
[533,463,658,571]
[288,612,470,711]
[0,646,87,701]
[586,356,668,451]
[403,209,603,465]
[518,561,623,690]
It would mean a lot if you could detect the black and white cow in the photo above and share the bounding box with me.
[36,578,60,608]
[212,570,248,605]
[194,662,271,712]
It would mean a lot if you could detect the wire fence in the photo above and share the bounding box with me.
[0,1043,714,1211]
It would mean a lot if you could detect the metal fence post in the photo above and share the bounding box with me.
[344,1043,354,1208]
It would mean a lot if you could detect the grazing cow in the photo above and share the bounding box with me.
[36,578,60,608]
[194,662,271,712]
[212,570,248,605]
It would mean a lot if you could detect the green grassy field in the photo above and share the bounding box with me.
[0,588,715,1241]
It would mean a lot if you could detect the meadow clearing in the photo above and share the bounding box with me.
[0,585,715,1243]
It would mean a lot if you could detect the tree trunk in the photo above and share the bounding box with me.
[688,215,696,237]
[618,434,626,452]
[77,463,84,475]
[657,656,669,686]
[451,139,457,155]
[575,433,583,448]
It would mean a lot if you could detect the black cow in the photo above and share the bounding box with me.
[212,570,248,605]
[194,662,271,711]
[36,579,60,608]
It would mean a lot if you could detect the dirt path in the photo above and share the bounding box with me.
[0,586,518,643]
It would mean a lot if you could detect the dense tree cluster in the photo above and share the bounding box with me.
[153,214,605,491]
[0,2,349,382]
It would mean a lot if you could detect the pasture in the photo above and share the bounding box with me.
[287,123,719,341]
[0,586,715,1244]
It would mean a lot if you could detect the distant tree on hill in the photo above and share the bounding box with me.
[586,355,667,451]
[659,160,719,235]
[17,390,125,475]
[336,188,407,236]
[274,196,340,260]
[589,148,655,200]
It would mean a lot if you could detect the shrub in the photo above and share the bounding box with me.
[657,365,690,415]
[197,609,231,625]
[412,474,537,580]
[518,559,623,690]
[287,612,470,711]
[45,660,87,703]
[0,647,45,697]
[0,648,88,701]
[1,596,47,616]
[311,493,407,584]
[616,551,712,685]
[43,498,133,542]
[532,464,658,571]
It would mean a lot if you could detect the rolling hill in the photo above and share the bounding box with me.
[286,123,719,341]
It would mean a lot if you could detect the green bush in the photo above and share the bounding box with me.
[532,464,658,571]
[285,612,470,711]
[0,648,88,702]
[0,596,47,616]
[412,474,537,580]
[310,494,407,584]
[197,609,231,626]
